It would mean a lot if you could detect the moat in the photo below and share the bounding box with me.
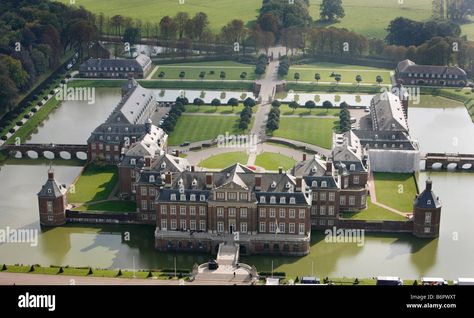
[1,92,473,279]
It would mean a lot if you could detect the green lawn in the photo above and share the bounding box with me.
[255,152,296,171]
[68,164,118,203]
[373,172,418,212]
[59,0,260,31]
[278,104,340,116]
[285,82,385,94]
[411,95,464,108]
[287,62,392,85]
[168,114,251,146]
[309,0,432,39]
[75,201,137,212]
[199,151,249,169]
[342,198,407,221]
[272,117,336,149]
[184,103,251,114]
[154,61,256,80]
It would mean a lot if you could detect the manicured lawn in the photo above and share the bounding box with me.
[342,198,407,221]
[68,164,118,203]
[154,61,256,80]
[410,95,464,108]
[167,114,251,146]
[199,151,249,169]
[309,0,432,39]
[272,117,336,149]
[59,0,260,31]
[287,62,392,85]
[75,201,137,212]
[373,172,418,212]
[255,152,296,171]
[278,104,340,116]
[286,82,385,94]
[184,104,250,115]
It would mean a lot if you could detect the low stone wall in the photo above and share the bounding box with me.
[65,210,140,224]
[337,219,413,233]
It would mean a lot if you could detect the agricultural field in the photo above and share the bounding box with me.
[272,117,336,149]
[59,0,260,31]
[309,0,432,39]
[288,62,392,85]
[154,61,256,81]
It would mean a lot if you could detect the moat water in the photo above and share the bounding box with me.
[0,92,473,279]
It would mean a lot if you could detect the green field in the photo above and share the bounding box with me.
[272,117,336,149]
[285,82,385,94]
[167,114,250,146]
[309,0,432,39]
[184,104,250,114]
[68,164,118,203]
[199,151,249,169]
[60,0,260,31]
[154,61,256,80]
[75,201,137,212]
[411,95,464,108]
[278,104,340,116]
[342,198,407,221]
[373,172,418,212]
[288,62,392,85]
[255,152,296,171]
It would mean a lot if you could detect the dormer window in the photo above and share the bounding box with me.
[311,181,317,187]
[170,194,176,201]
[180,194,186,201]
[290,197,296,204]
[149,175,155,183]
[392,134,396,140]
[130,159,136,165]
[260,196,266,203]
[192,179,197,187]
[270,196,276,204]
[200,195,206,202]
[178,178,183,186]
[271,181,276,188]
[47,188,52,194]
[321,181,327,188]
[190,194,196,201]
[280,197,286,204]
[427,199,431,205]
[285,182,291,189]
[311,166,317,173]
[349,164,355,171]
[161,162,166,169]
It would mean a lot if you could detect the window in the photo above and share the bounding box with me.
[299,223,305,234]
[311,180,317,187]
[260,196,266,203]
[149,188,155,196]
[290,197,295,204]
[269,222,276,233]
[47,215,54,221]
[200,195,206,202]
[180,194,186,201]
[319,219,326,226]
[240,222,247,233]
[427,199,432,205]
[259,208,266,218]
[328,206,335,216]
[354,176,360,185]
[320,206,326,215]
[259,222,266,233]
[228,192,237,200]
[141,200,147,210]
[361,195,367,205]
[327,220,334,226]
[217,222,224,233]
[114,145,119,152]
[199,206,206,216]
[170,206,176,215]
[328,192,335,202]
[321,181,327,188]
[105,145,110,151]
[240,208,247,218]
[424,227,431,233]
[141,187,147,196]
[161,219,167,230]
[180,219,186,230]
[289,223,295,233]
[269,208,276,218]
[180,206,186,215]
[299,209,305,219]
[189,206,196,215]
[150,201,155,211]
[311,206,317,216]
[160,206,167,214]
[320,192,326,201]
[171,219,177,230]
[340,195,346,206]
[349,196,356,206]
[170,194,176,201]
[217,207,224,217]
[270,196,276,204]
[217,192,225,200]
[425,212,432,224]
[229,208,236,217]
[46,201,53,214]
[349,164,355,171]
[279,223,285,233]
[190,194,196,201]
[190,220,196,231]
[289,209,295,218]
[240,193,248,200]
[344,178,349,188]
[199,220,206,231]
[279,209,285,218]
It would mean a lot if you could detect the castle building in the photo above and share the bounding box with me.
[79,54,153,79]
[412,180,442,238]
[395,59,467,87]
[37,169,68,226]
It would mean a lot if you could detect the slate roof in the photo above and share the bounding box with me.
[37,172,67,198]
[396,59,467,77]
[353,130,417,151]
[303,175,338,189]
[107,83,155,125]
[292,154,327,177]
[79,54,151,73]
[414,180,442,209]
[370,92,408,131]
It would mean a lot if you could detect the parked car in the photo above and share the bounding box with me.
[350,117,357,124]
[421,277,448,285]
[208,259,218,270]
[180,141,190,147]
[376,276,403,286]
[364,106,370,112]
[300,276,321,284]
[454,277,474,285]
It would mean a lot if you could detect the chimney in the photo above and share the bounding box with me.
[206,173,213,189]
[278,167,283,174]
[48,169,55,181]
[255,174,262,191]
[302,153,307,161]
[191,166,195,172]
[132,136,137,144]
[144,156,152,170]
[426,179,432,191]
[326,160,333,175]
[174,149,180,157]
[296,177,302,192]
[165,172,172,187]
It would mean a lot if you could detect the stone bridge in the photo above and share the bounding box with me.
[424,153,474,171]
[2,143,88,160]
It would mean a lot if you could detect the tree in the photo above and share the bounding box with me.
[227,98,239,110]
[294,72,300,83]
[320,0,345,22]
[110,15,124,36]
[335,75,341,85]
[339,101,349,109]
[193,98,204,109]
[189,12,209,40]
[158,71,165,79]
[220,71,226,81]
[289,101,299,113]
[199,71,206,81]
[355,75,362,86]
[179,71,186,80]
[315,73,321,84]
[123,27,141,48]
[266,118,279,131]
[211,98,221,109]
[240,72,247,81]
[175,12,190,39]
[271,100,281,108]
[244,97,256,107]
[160,16,177,40]
[305,100,316,113]
[376,75,383,86]
[323,100,333,114]
[221,19,247,44]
